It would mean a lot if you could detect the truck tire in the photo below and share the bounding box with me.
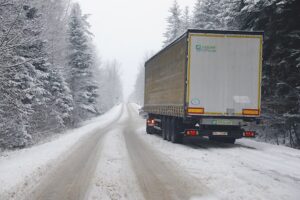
[146,125,152,134]
[170,118,183,144]
[166,117,171,141]
[162,117,167,140]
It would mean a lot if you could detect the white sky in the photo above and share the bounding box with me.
[77,0,195,99]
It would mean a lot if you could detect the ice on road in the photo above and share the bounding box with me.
[1,103,300,200]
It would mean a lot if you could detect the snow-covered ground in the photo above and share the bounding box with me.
[0,105,122,200]
[133,117,300,199]
[86,108,144,200]
[1,103,300,200]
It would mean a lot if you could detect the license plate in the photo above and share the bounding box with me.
[212,132,228,136]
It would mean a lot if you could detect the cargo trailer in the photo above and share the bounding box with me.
[143,29,263,144]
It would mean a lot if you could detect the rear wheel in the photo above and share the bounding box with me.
[146,126,150,134]
[146,125,153,134]
[171,118,183,144]
[166,118,171,141]
[162,117,167,140]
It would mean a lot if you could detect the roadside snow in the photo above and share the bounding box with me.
[131,104,300,200]
[0,104,122,200]
[129,103,141,113]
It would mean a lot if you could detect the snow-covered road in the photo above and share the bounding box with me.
[1,103,300,200]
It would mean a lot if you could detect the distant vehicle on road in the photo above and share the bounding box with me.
[143,29,263,144]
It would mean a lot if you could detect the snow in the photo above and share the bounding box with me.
[2,103,300,200]
[130,104,300,200]
[0,104,122,200]
[135,126,300,200]
[86,106,143,200]
[86,129,143,200]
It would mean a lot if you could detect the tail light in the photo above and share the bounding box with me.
[185,129,199,136]
[147,119,155,126]
[243,131,255,137]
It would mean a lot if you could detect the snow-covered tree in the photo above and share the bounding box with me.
[192,0,203,29]
[35,0,71,76]
[192,0,225,30]
[0,1,43,148]
[67,3,100,123]
[0,58,34,149]
[0,0,74,149]
[163,0,182,46]
[180,6,191,33]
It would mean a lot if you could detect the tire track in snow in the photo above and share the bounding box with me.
[25,106,124,200]
[123,104,210,200]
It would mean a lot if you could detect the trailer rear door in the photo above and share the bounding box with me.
[187,33,263,117]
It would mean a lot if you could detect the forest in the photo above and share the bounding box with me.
[1,0,299,150]
[131,0,300,148]
[0,0,123,149]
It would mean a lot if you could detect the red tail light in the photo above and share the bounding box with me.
[185,129,198,136]
[147,119,155,126]
[243,131,255,137]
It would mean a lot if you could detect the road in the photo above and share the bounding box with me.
[24,104,207,200]
[1,103,300,200]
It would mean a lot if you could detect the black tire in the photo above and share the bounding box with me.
[162,117,167,140]
[166,118,171,141]
[146,125,152,134]
[171,118,183,144]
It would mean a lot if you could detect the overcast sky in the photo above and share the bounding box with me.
[77,0,195,99]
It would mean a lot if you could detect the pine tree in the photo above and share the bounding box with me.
[0,1,40,148]
[192,0,224,30]
[0,1,74,149]
[192,0,203,29]
[0,57,34,149]
[181,6,191,33]
[163,0,182,46]
[67,3,99,123]
[35,0,71,76]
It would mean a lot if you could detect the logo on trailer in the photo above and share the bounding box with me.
[196,44,216,52]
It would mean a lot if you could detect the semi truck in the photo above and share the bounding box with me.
[143,29,263,144]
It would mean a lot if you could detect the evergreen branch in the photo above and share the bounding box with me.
[0,2,13,7]
[0,38,35,53]
[0,0,25,48]
[0,0,12,7]
[5,58,35,68]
